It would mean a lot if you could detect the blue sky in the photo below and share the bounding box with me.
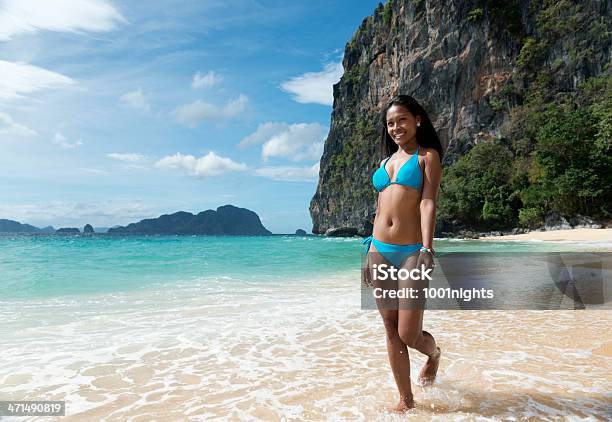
[0,0,381,233]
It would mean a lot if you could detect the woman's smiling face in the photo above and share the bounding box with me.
[386,105,420,146]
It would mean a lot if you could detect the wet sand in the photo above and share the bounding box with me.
[2,273,610,421]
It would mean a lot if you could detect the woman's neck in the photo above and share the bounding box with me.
[396,141,418,156]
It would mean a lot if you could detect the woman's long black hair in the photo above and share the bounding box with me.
[380,95,444,162]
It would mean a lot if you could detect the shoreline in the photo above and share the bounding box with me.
[3,276,610,420]
[477,228,612,242]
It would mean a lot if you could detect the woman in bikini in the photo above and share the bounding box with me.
[362,94,444,411]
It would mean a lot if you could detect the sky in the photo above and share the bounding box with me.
[0,0,382,233]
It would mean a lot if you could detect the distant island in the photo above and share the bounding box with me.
[108,205,271,235]
[0,219,90,234]
[0,205,271,236]
[56,227,81,234]
[0,219,40,233]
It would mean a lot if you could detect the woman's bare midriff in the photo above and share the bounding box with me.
[372,185,422,245]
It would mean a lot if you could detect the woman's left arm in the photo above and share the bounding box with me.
[420,148,442,249]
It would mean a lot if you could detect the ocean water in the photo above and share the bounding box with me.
[0,234,603,300]
[0,235,364,300]
[1,235,610,420]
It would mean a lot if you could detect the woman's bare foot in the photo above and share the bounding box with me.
[392,394,415,412]
[417,347,441,387]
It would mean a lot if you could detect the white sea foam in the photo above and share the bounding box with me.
[0,272,610,420]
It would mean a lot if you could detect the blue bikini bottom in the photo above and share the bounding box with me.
[362,235,422,268]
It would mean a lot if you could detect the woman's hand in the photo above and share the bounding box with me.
[361,265,373,288]
[416,250,435,273]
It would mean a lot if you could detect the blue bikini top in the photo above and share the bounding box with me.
[372,145,422,192]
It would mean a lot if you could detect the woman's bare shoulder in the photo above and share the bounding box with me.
[421,147,440,160]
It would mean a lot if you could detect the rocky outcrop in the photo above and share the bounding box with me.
[310,0,611,236]
[544,213,603,230]
[0,219,40,233]
[56,228,80,234]
[83,224,95,234]
[325,227,359,237]
[544,213,572,231]
[568,215,603,229]
[108,205,272,235]
[295,229,307,235]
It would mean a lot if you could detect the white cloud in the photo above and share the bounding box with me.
[107,153,149,162]
[240,122,327,162]
[52,132,82,149]
[155,151,248,177]
[0,200,152,227]
[192,71,222,89]
[119,88,150,111]
[0,60,75,100]
[238,122,289,148]
[0,0,126,41]
[255,163,320,182]
[280,62,343,106]
[175,94,248,127]
[0,112,37,136]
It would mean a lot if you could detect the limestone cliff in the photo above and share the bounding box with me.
[310,0,611,235]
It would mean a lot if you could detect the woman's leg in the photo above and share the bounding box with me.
[369,244,414,410]
[397,309,441,386]
[379,308,415,410]
[396,253,441,386]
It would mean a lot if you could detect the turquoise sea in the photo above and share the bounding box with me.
[1,235,610,420]
[0,234,600,300]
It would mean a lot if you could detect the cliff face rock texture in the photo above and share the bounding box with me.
[310,0,611,235]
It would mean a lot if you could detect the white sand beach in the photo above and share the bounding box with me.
[480,228,612,242]
[2,271,611,421]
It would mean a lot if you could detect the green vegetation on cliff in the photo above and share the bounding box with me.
[329,115,379,205]
[310,0,610,235]
[439,74,611,229]
[438,0,611,230]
